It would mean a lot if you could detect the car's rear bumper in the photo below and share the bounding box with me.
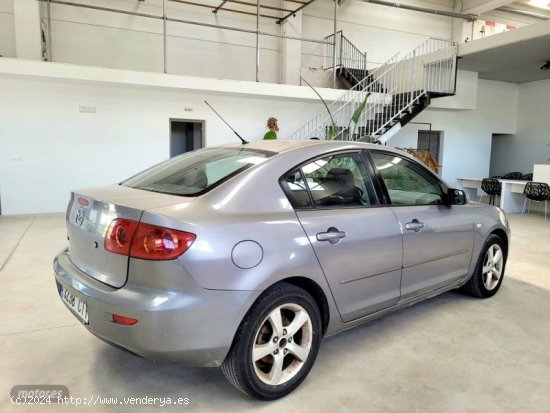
[53,248,259,367]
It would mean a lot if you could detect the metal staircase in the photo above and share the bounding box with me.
[325,31,368,88]
[291,37,458,143]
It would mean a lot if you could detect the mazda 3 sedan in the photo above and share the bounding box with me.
[54,140,509,400]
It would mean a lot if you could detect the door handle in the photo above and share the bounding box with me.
[405,219,425,232]
[316,227,346,244]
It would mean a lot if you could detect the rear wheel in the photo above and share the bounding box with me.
[461,234,506,298]
[222,283,322,400]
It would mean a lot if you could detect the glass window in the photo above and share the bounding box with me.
[371,152,444,206]
[284,170,313,208]
[123,147,274,196]
[284,152,375,209]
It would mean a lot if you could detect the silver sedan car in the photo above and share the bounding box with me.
[54,140,509,400]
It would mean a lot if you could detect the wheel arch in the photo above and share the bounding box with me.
[222,279,326,399]
[247,277,329,336]
[281,277,330,336]
[490,228,509,256]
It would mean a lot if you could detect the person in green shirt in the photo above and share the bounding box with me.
[263,117,279,140]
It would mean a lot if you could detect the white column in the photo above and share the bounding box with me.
[280,3,302,85]
[14,0,42,60]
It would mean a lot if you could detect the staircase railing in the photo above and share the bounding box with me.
[325,30,367,80]
[292,38,457,141]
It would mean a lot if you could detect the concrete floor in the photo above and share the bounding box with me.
[1,213,549,413]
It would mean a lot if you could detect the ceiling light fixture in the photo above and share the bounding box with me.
[541,61,550,70]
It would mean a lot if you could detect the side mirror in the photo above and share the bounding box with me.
[447,188,467,205]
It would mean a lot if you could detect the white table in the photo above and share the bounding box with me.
[456,178,483,201]
[500,180,528,213]
[456,178,527,213]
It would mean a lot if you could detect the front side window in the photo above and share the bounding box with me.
[123,147,274,196]
[284,152,375,209]
[370,152,444,206]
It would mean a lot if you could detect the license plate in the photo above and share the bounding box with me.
[61,287,89,324]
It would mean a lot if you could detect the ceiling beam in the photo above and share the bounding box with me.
[364,0,477,21]
[497,6,549,20]
[277,0,321,24]
[461,0,516,15]
[172,0,280,19]
[213,1,228,14]
[227,0,294,13]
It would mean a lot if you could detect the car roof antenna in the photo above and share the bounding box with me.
[204,101,249,145]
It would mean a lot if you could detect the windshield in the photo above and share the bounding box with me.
[123,147,274,196]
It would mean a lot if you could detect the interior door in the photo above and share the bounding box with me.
[170,119,203,157]
[369,151,474,301]
[283,151,403,322]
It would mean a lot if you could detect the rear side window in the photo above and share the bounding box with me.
[283,152,376,209]
[370,152,444,206]
[123,147,274,196]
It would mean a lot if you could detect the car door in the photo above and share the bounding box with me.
[282,151,403,323]
[368,151,475,301]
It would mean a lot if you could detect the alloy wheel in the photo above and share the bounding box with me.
[482,244,504,291]
[252,303,313,386]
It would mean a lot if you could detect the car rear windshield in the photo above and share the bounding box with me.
[122,147,274,196]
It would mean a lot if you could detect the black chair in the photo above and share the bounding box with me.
[523,182,550,221]
[522,173,533,181]
[502,172,523,180]
[480,178,501,205]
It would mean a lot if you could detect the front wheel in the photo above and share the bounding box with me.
[221,283,322,400]
[461,234,507,298]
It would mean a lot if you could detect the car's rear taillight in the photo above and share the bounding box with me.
[105,219,139,256]
[130,222,196,260]
[104,219,195,260]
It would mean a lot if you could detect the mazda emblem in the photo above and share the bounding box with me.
[75,207,85,227]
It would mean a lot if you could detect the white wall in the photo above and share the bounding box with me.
[0,61,521,215]
[431,69,479,110]
[0,0,15,58]
[2,0,545,83]
[490,79,550,177]
[0,60,333,215]
[0,1,531,214]
[390,76,518,187]
[45,0,284,83]
[301,0,455,69]
[479,9,541,30]
[4,0,464,82]
[455,10,541,43]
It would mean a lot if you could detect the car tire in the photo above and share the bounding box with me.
[460,234,507,298]
[221,282,322,400]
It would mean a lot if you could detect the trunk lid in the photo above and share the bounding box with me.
[66,185,191,288]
